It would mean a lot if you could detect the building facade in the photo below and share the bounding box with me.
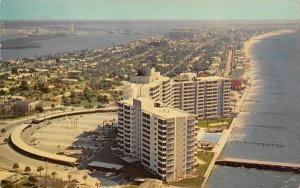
[173,73,231,119]
[117,98,197,181]
[123,67,173,106]
[123,67,231,119]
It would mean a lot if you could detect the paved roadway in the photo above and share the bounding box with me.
[164,38,218,76]
[223,49,233,77]
[0,109,121,187]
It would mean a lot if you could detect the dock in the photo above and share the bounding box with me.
[216,158,300,174]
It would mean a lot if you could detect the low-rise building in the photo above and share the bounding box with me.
[12,100,41,116]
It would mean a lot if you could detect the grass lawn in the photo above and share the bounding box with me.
[169,151,214,188]
[198,117,234,129]
[3,80,17,87]
[80,99,102,107]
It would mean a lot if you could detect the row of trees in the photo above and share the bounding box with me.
[12,163,100,187]
[13,163,44,176]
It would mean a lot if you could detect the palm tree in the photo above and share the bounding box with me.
[13,163,19,172]
[95,182,101,188]
[67,174,72,183]
[57,144,61,153]
[1,128,6,137]
[37,166,44,177]
[51,171,57,179]
[24,166,31,174]
[82,175,87,185]
[50,171,57,187]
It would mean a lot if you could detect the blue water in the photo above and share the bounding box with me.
[0,21,179,60]
[201,133,221,144]
[208,30,300,187]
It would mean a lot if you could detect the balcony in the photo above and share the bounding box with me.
[167,144,174,150]
[159,129,167,134]
[124,125,131,130]
[166,167,174,173]
[117,131,124,137]
[166,152,174,157]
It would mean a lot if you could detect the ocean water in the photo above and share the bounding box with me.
[208,30,300,187]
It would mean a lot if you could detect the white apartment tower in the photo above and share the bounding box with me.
[123,67,231,119]
[123,67,173,106]
[173,73,231,119]
[117,97,196,181]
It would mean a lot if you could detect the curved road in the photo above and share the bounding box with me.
[0,109,120,187]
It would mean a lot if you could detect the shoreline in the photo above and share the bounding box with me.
[236,29,296,112]
[244,29,295,62]
[201,29,297,188]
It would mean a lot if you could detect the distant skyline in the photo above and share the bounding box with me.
[1,0,299,21]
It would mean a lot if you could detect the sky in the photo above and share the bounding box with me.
[1,0,299,20]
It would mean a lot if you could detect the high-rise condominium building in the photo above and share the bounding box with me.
[123,67,173,106]
[117,97,196,181]
[173,73,231,119]
[123,67,231,119]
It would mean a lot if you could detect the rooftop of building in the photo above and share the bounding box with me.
[130,67,170,84]
[174,72,230,82]
[121,97,194,119]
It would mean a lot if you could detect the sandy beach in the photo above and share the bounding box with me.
[243,29,296,58]
[234,29,296,115]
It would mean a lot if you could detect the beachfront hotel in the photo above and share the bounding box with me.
[173,73,231,119]
[117,67,231,181]
[122,67,173,106]
[123,67,231,119]
[117,97,197,181]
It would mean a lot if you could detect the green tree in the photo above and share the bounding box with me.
[51,104,55,111]
[28,176,38,186]
[24,166,31,174]
[37,166,44,177]
[95,182,101,188]
[51,171,57,179]
[67,174,72,183]
[19,80,30,90]
[82,175,87,185]
[37,82,50,93]
[0,89,7,96]
[97,94,109,104]
[1,128,6,136]
[13,163,19,172]
[83,88,93,101]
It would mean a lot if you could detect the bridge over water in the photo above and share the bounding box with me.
[216,158,300,174]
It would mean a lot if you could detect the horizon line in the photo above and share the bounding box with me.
[2,19,299,22]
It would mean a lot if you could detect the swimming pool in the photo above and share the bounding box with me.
[200,133,221,143]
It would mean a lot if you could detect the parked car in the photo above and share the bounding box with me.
[105,172,113,178]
